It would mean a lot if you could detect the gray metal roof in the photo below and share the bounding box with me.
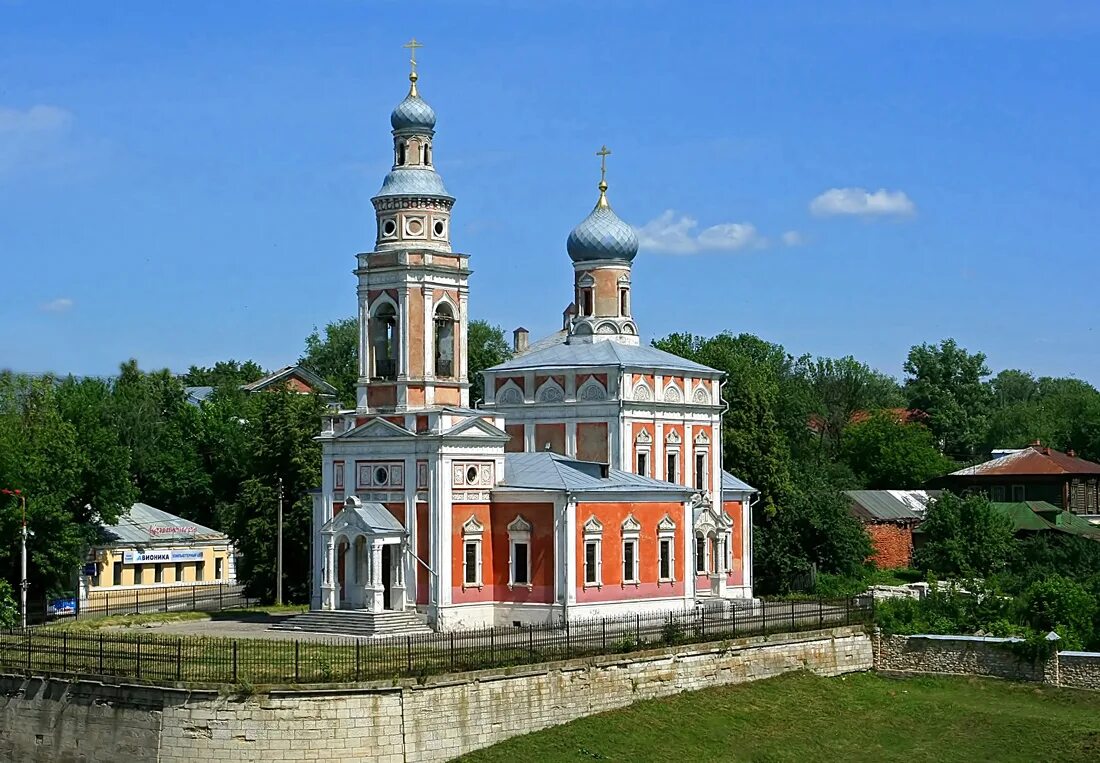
[98,503,226,546]
[184,386,215,407]
[241,365,339,397]
[374,167,452,200]
[487,339,719,375]
[845,490,937,523]
[722,471,758,495]
[322,500,407,538]
[502,453,694,495]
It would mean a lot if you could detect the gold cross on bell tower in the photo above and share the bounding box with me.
[402,38,424,95]
[596,145,612,208]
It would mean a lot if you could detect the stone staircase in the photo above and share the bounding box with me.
[271,609,433,638]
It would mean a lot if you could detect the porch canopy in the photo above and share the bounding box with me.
[320,497,408,612]
[321,497,406,539]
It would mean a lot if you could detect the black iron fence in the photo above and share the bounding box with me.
[35,584,257,624]
[0,596,872,686]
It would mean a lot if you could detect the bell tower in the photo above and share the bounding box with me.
[565,145,641,345]
[355,40,470,413]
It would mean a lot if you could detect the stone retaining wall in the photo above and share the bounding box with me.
[0,625,871,763]
[873,631,1100,691]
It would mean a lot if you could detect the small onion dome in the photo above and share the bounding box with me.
[566,182,639,263]
[390,72,436,133]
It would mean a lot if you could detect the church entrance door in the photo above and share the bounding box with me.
[381,544,392,610]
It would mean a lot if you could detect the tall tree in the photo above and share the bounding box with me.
[300,317,359,407]
[468,320,511,404]
[841,412,956,489]
[913,492,1015,578]
[903,339,993,459]
[182,360,266,388]
[800,355,905,454]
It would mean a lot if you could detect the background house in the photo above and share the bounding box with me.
[930,444,1100,517]
[845,490,936,569]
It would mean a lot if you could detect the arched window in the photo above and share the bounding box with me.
[371,302,399,380]
[396,141,406,166]
[582,288,594,317]
[434,303,455,378]
[424,142,432,166]
[619,287,630,317]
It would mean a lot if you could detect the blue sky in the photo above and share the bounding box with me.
[2,1,1098,383]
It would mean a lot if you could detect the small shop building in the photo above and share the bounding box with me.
[81,503,236,610]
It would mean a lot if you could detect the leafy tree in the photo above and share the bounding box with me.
[1004,533,1100,590]
[468,320,511,404]
[182,360,266,388]
[1019,575,1096,650]
[840,412,956,489]
[799,355,904,454]
[220,388,325,601]
[903,339,993,459]
[300,317,359,407]
[913,492,1015,578]
[752,468,872,594]
[0,580,16,628]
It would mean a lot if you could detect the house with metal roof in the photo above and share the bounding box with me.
[81,503,237,613]
[845,490,938,569]
[930,444,1100,517]
[184,364,338,407]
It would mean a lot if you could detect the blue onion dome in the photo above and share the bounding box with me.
[374,167,453,200]
[390,72,436,133]
[566,182,639,263]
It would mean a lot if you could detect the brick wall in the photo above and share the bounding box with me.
[866,523,914,569]
[0,626,871,762]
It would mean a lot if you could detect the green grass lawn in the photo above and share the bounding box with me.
[460,672,1100,763]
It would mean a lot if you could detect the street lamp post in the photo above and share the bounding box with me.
[2,488,27,629]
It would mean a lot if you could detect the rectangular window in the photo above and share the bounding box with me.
[1011,484,1026,502]
[113,562,123,587]
[154,564,163,584]
[696,536,706,574]
[175,562,184,582]
[991,485,1006,501]
[196,561,206,582]
[666,452,678,483]
[622,540,638,583]
[695,452,707,491]
[636,451,648,477]
[584,540,599,585]
[215,557,224,581]
[659,539,672,581]
[512,542,529,585]
[464,542,479,586]
[133,564,144,585]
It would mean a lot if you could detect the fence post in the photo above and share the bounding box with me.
[99,634,104,674]
[406,636,412,674]
[232,640,238,683]
[135,586,140,615]
[790,600,796,632]
[529,627,534,660]
[845,597,850,626]
[136,636,142,679]
[62,632,67,673]
[355,639,361,682]
[176,638,182,681]
[635,614,640,645]
[220,584,224,611]
[449,632,455,672]
[819,598,824,629]
[295,640,300,682]
[164,587,169,613]
[489,628,494,666]
[192,586,196,611]
[601,618,606,651]
[104,592,109,618]
[701,607,706,640]
[23,629,29,673]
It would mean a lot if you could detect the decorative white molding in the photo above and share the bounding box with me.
[535,379,566,403]
[665,429,682,445]
[583,516,604,536]
[693,386,711,404]
[657,514,677,534]
[694,429,710,445]
[496,385,523,405]
[620,514,641,536]
[462,516,485,537]
[632,383,652,402]
[507,515,533,536]
[578,378,607,401]
[663,385,683,403]
[635,429,652,445]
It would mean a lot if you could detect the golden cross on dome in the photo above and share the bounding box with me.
[596,145,611,184]
[403,38,424,73]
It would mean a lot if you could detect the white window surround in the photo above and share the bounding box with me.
[635,429,652,477]
[621,515,641,586]
[694,448,708,491]
[695,534,707,575]
[461,516,484,590]
[507,515,533,590]
[657,515,676,583]
[582,516,603,589]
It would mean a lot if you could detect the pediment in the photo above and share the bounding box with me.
[583,516,604,535]
[442,416,510,440]
[657,514,677,532]
[342,417,415,440]
[621,514,641,534]
[462,515,485,536]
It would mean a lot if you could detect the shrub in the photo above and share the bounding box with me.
[0,581,15,629]
[1018,575,1096,651]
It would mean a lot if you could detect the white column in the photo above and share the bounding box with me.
[423,286,435,406]
[369,540,384,612]
[391,540,407,610]
[742,491,754,598]
[683,499,695,606]
[322,536,337,610]
[564,495,578,615]
[566,421,577,458]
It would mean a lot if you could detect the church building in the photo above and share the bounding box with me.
[307,46,756,633]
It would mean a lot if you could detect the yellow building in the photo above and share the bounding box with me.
[81,503,237,612]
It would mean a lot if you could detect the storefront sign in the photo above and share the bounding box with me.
[48,598,77,617]
[122,549,205,564]
[148,525,198,536]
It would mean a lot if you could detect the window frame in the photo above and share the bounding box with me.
[636,449,649,477]
[695,535,707,575]
[657,515,677,583]
[507,515,533,590]
[1011,484,1026,502]
[582,517,604,589]
[666,450,679,483]
[462,516,485,590]
[621,515,641,586]
[694,450,708,491]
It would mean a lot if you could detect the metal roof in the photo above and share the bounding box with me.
[487,339,720,375]
[183,386,215,407]
[322,500,407,538]
[722,471,758,495]
[846,490,937,523]
[501,452,694,495]
[97,503,226,546]
[240,365,338,397]
[948,446,1100,477]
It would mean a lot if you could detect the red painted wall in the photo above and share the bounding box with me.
[451,501,556,604]
[575,501,685,602]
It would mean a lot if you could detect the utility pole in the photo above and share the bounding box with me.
[2,488,26,628]
[276,478,284,606]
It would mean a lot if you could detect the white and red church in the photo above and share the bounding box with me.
[307,55,757,632]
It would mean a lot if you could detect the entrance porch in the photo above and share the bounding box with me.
[320,497,409,613]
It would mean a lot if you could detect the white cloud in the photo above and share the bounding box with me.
[39,298,74,313]
[635,210,767,255]
[780,230,804,246]
[809,187,916,217]
[0,105,74,177]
